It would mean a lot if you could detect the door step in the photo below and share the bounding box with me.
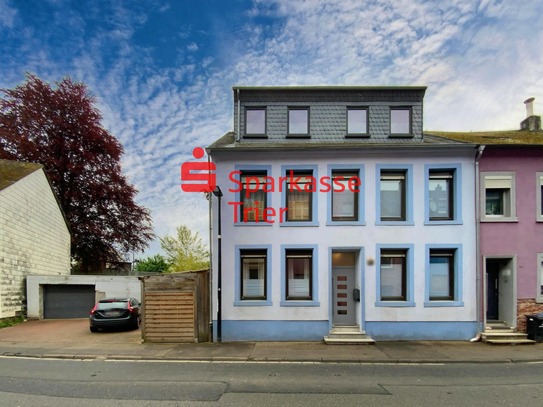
[324,326,375,345]
[481,322,536,345]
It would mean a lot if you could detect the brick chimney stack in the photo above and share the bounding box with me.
[520,97,541,131]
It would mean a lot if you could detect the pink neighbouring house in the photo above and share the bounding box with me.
[432,98,543,339]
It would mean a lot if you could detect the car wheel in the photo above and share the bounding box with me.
[133,316,140,330]
[90,326,98,333]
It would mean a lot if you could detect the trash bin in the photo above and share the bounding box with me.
[525,313,543,342]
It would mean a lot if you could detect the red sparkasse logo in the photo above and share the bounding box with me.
[181,147,361,224]
[180,147,216,193]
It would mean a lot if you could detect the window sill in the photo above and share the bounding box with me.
[345,134,370,138]
[326,220,365,226]
[243,134,268,139]
[280,301,320,307]
[234,300,273,307]
[286,134,311,138]
[388,134,414,138]
[375,301,415,307]
[424,220,463,225]
[481,217,518,223]
[376,221,414,226]
[424,301,464,307]
[235,222,274,227]
[280,221,320,227]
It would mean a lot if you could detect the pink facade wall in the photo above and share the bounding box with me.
[480,147,543,298]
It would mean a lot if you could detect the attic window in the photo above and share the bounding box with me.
[245,108,266,137]
[390,108,412,136]
[288,108,309,137]
[347,108,368,137]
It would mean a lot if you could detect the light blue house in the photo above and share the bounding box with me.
[207,86,478,342]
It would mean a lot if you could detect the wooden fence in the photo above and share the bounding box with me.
[140,270,209,343]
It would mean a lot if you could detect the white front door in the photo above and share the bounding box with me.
[332,267,356,326]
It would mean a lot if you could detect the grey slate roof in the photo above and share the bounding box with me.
[207,132,474,152]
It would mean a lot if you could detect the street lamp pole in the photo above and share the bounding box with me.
[212,186,223,342]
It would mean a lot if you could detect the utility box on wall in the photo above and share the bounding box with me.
[139,270,209,343]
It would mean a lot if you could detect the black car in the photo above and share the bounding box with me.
[89,298,141,332]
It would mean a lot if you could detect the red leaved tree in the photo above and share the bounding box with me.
[0,74,153,272]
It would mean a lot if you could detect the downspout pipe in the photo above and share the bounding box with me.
[471,145,486,342]
[235,88,240,142]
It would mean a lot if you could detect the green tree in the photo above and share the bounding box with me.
[134,254,170,273]
[160,225,209,272]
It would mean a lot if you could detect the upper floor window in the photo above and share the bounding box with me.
[245,108,266,137]
[380,171,406,221]
[429,170,454,220]
[347,108,368,136]
[332,171,360,221]
[240,171,267,222]
[537,173,543,222]
[288,107,309,137]
[390,108,411,136]
[481,172,516,221]
[286,171,313,222]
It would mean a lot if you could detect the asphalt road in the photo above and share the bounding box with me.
[1,357,543,406]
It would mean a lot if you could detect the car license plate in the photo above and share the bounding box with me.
[105,311,121,317]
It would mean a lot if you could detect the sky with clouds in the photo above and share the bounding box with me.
[1,0,542,258]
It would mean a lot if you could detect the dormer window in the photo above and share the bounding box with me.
[288,107,309,137]
[390,108,412,136]
[347,107,368,137]
[245,108,266,137]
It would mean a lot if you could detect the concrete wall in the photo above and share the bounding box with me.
[0,169,70,318]
[26,274,141,319]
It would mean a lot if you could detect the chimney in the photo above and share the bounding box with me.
[520,97,541,131]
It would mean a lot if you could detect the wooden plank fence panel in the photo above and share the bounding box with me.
[143,291,196,343]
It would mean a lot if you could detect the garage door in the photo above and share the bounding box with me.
[43,284,96,319]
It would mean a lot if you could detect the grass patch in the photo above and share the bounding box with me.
[0,315,25,329]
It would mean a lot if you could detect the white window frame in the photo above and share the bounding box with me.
[537,173,543,222]
[481,172,517,222]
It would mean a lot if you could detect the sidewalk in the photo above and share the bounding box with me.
[1,319,543,364]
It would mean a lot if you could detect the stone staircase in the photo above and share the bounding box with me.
[482,321,536,345]
[324,325,375,345]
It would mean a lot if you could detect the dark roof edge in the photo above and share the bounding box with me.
[233,85,427,92]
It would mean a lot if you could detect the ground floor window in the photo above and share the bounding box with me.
[240,249,267,300]
[379,249,407,301]
[286,249,312,300]
[429,249,455,301]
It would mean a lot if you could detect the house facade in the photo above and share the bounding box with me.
[0,159,71,319]
[207,87,479,341]
[432,101,543,334]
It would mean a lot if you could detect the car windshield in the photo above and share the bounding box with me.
[97,301,127,310]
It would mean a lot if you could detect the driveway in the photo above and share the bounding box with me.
[0,319,141,347]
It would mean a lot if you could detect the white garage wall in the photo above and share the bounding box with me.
[26,274,142,319]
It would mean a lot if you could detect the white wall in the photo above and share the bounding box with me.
[26,274,141,319]
[0,169,70,318]
[211,148,477,327]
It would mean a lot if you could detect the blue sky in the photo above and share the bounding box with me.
[1,0,542,258]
